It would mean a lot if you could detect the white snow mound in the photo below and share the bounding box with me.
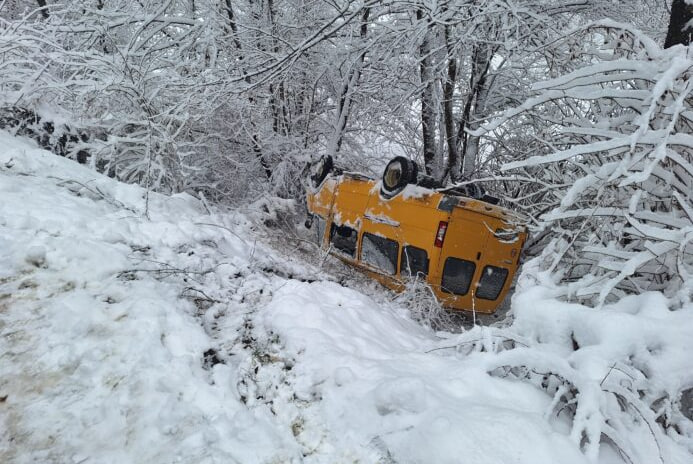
[1,131,691,464]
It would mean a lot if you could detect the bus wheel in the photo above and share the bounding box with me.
[310,155,333,188]
[381,156,417,197]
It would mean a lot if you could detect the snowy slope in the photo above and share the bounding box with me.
[0,132,301,463]
[1,131,691,464]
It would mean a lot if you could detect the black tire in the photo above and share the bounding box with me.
[310,155,333,188]
[415,173,442,190]
[461,183,484,199]
[381,156,418,197]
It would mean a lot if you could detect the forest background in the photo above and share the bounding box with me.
[1,0,690,307]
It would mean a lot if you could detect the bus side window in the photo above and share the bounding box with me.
[401,246,429,278]
[441,257,476,295]
[330,224,358,257]
[361,232,399,275]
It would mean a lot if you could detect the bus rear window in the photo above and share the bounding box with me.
[401,246,428,278]
[476,266,509,300]
[361,232,398,275]
[441,257,476,296]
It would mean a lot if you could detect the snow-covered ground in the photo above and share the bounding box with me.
[1,132,691,463]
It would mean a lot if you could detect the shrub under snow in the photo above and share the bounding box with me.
[479,21,692,307]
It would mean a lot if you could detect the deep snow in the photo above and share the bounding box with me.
[1,132,691,463]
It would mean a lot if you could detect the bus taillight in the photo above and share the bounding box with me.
[434,221,448,248]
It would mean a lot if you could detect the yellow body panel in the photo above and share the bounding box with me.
[306,173,527,314]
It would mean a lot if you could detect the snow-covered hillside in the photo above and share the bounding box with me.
[1,132,691,464]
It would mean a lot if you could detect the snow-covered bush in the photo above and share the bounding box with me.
[454,22,693,463]
[475,274,693,463]
[392,276,458,330]
[479,21,692,306]
[0,1,316,201]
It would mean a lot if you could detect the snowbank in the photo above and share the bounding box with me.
[0,133,298,463]
[1,132,691,463]
[254,280,588,463]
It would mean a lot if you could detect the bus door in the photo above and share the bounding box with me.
[437,214,491,306]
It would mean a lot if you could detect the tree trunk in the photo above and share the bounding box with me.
[36,0,49,18]
[223,0,243,51]
[664,0,693,48]
[418,9,437,177]
[267,0,289,137]
[459,44,492,180]
[328,7,370,156]
[443,17,459,182]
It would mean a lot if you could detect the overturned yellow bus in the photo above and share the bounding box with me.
[305,156,527,314]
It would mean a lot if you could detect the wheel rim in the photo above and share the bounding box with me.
[384,161,402,189]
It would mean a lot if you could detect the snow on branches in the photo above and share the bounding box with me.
[479,21,693,306]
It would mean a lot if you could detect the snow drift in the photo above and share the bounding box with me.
[1,132,692,463]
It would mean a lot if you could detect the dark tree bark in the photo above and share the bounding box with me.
[418,9,437,177]
[664,0,693,48]
[223,0,244,52]
[458,45,493,180]
[36,0,49,18]
[267,0,289,137]
[331,7,370,155]
[442,10,459,183]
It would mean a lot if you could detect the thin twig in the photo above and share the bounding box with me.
[425,336,529,353]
